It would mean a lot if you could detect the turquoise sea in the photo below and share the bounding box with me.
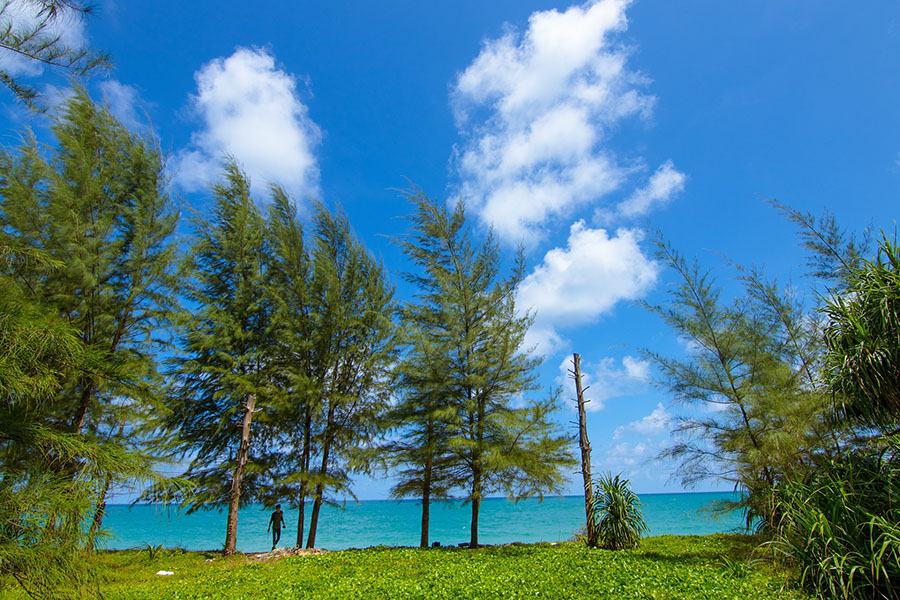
[99,492,744,553]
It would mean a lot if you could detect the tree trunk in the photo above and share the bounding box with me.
[573,353,597,547]
[224,393,256,555]
[296,484,306,548]
[85,474,112,551]
[306,403,335,549]
[295,408,312,547]
[469,466,481,547]
[420,456,432,548]
[306,483,324,549]
[71,380,94,433]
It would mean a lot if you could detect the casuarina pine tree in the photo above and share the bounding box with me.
[396,189,573,547]
[262,192,397,548]
[0,88,178,547]
[158,161,273,555]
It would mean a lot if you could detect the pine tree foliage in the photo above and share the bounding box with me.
[259,188,319,547]
[396,189,573,547]
[0,240,153,599]
[0,87,178,434]
[770,200,871,284]
[642,235,836,528]
[380,329,460,548]
[155,160,273,555]
[0,88,177,571]
[0,0,110,110]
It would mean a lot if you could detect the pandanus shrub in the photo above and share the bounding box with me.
[591,473,648,550]
[822,233,900,431]
[768,449,900,600]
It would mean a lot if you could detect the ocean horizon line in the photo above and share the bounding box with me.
[107,490,737,507]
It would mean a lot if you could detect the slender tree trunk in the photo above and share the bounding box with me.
[71,381,94,433]
[295,408,313,547]
[306,404,335,549]
[296,484,306,548]
[469,465,481,547]
[573,353,597,547]
[420,456,432,548]
[306,436,334,548]
[306,483,325,549]
[224,393,256,555]
[85,474,112,551]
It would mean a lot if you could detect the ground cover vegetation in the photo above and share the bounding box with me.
[1,535,810,600]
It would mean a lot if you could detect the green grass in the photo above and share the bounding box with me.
[4,535,810,599]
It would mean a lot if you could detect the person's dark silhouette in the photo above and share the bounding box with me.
[267,504,286,550]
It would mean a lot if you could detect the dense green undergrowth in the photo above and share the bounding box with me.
[3,535,809,600]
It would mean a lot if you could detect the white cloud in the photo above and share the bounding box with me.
[622,355,650,381]
[99,80,142,129]
[602,441,651,467]
[41,83,75,113]
[555,354,651,411]
[518,220,658,351]
[613,402,671,439]
[0,1,88,77]
[523,325,564,358]
[172,47,321,199]
[598,160,686,223]
[452,0,660,242]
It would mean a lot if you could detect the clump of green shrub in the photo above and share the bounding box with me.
[768,449,900,600]
[591,472,648,550]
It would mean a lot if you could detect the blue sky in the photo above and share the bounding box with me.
[2,0,898,499]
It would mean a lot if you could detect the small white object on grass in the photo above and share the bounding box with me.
[155,570,174,576]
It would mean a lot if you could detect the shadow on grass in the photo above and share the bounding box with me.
[635,534,763,567]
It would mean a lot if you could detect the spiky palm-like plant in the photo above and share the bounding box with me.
[768,450,900,600]
[823,233,900,432]
[591,473,648,550]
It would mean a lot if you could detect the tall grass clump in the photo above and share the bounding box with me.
[768,448,900,599]
[591,473,648,550]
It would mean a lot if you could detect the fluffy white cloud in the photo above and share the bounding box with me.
[452,0,659,242]
[598,160,686,223]
[613,402,671,439]
[622,355,650,381]
[0,1,88,77]
[172,47,321,199]
[555,354,651,411]
[518,220,658,351]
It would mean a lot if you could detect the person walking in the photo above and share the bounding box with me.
[267,505,287,550]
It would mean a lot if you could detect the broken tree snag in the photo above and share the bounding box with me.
[572,353,597,547]
[224,392,257,555]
